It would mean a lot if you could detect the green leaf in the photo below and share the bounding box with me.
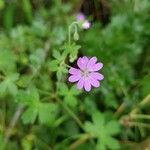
[22,0,32,23]
[106,121,120,135]
[84,112,120,149]
[70,86,81,95]
[17,75,32,88]
[97,139,106,150]
[58,84,80,107]
[0,0,4,10]
[22,107,38,124]
[0,49,16,73]
[69,44,81,62]
[0,73,19,96]
[53,50,61,59]
[106,137,120,150]
[63,42,81,62]
[18,87,58,125]
[17,87,40,124]
[58,83,69,95]
[28,87,40,105]
[0,82,7,96]
[56,65,67,80]
[38,103,58,124]
[21,136,32,150]
[7,82,18,96]
[92,112,105,126]
[17,87,39,105]
[49,60,59,72]
[16,90,31,105]
[0,132,5,150]
[141,76,150,96]
[64,95,77,107]
[84,121,97,137]
[29,48,45,66]
[3,4,15,30]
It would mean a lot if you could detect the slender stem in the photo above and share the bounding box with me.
[35,136,53,150]
[54,115,68,127]
[130,94,150,115]
[69,133,91,150]
[0,74,5,80]
[64,64,71,68]
[114,102,126,116]
[38,90,84,130]
[130,114,150,120]
[68,25,71,45]
[128,121,150,129]
[55,96,84,130]
[68,21,79,45]
[38,89,55,98]
[4,105,24,144]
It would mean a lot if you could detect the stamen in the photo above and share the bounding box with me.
[82,68,89,77]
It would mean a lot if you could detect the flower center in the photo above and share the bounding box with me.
[82,68,89,77]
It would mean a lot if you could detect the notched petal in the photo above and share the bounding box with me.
[84,79,91,92]
[77,56,89,70]
[69,67,81,75]
[77,78,84,89]
[90,72,104,80]
[89,63,103,71]
[87,57,97,69]
[68,75,81,82]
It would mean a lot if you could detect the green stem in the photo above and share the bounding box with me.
[130,114,150,120]
[68,21,79,45]
[38,89,85,130]
[64,64,71,68]
[0,74,5,80]
[68,25,71,45]
[56,96,85,130]
[128,121,150,129]
[69,133,92,150]
[38,89,55,98]
[130,94,150,115]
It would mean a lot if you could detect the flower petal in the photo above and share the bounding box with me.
[84,78,91,92]
[90,72,104,80]
[77,56,89,70]
[76,13,85,21]
[68,75,81,82]
[69,67,81,75]
[89,63,103,71]
[82,21,91,29]
[87,57,97,69]
[77,78,84,89]
[89,77,100,88]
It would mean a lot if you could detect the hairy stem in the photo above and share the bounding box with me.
[4,105,24,144]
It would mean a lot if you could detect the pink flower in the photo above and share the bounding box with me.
[76,12,91,29]
[68,56,104,92]
[76,13,85,21]
[82,21,91,29]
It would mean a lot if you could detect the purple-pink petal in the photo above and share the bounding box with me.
[82,21,91,29]
[68,56,104,92]
[77,56,89,70]
[89,77,100,87]
[90,72,104,80]
[76,13,85,21]
[87,57,97,69]
[89,62,103,72]
[68,74,81,82]
[77,78,84,89]
[84,78,91,92]
[69,67,81,75]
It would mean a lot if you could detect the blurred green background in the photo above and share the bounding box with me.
[0,0,150,150]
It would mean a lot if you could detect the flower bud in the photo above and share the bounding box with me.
[73,31,79,41]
